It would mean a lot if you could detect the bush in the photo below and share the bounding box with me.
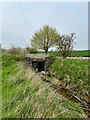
[57,33,76,58]
[14,55,26,61]
[8,47,21,56]
[26,47,37,54]
[8,46,26,57]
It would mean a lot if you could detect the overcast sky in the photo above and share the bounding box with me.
[0,2,88,50]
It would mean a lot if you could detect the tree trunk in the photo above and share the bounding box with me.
[45,49,48,54]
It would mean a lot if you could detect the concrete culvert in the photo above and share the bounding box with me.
[32,61,45,72]
[26,54,50,72]
[37,61,45,72]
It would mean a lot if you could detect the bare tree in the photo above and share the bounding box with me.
[57,33,76,58]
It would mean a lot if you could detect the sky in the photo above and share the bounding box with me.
[0,2,88,50]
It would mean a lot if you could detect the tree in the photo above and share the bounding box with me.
[31,25,60,54]
[57,33,76,58]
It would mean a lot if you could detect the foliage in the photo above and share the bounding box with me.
[8,46,21,56]
[31,25,60,54]
[26,47,37,54]
[8,46,20,56]
[2,55,86,118]
[14,55,26,61]
[57,33,76,57]
[2,49,7,55]
[8,45,26,56]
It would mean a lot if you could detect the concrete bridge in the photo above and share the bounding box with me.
[26,54,50,72]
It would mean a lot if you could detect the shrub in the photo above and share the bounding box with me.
[14,55,26,61]
[8,45,26,57]
[57,33,76,58]
[26,47,37,54]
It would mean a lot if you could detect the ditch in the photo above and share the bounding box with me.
[39,72,90,119]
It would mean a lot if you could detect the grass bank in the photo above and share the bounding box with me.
[49,57,89,104]
[2,55,87,118]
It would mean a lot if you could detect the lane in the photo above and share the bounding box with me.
[67,57,90,60]
[57,57,90,60]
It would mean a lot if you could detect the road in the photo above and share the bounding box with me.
[57,57,90,60]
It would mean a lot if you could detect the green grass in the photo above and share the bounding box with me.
[2,55,87,118]
[36,50,90,57]
[49,58,89,102]
[0,49,2,119]
[70,50,90,57]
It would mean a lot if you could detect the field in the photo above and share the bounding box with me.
[69,50,90,57]
[2,54,89,118]
[37,50,90,57]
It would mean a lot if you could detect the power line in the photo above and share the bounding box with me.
[5,1,27,40]
[19,1,28,40]
[0,15,29,49]
[24,2,45,25]
[0,13,26,44]
[2,1,45,48]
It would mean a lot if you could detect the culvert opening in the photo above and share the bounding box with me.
[32,61,45,72]
[37,61,45,72]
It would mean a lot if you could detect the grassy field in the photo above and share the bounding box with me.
[36,50,90,57]
[2,55,87,118]
[69,50,90,57]
[49,57,89,103]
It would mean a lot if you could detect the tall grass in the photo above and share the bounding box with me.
[2,55,87,118]
[49,58,89,102]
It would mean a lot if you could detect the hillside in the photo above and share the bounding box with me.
[2,55,87,118]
